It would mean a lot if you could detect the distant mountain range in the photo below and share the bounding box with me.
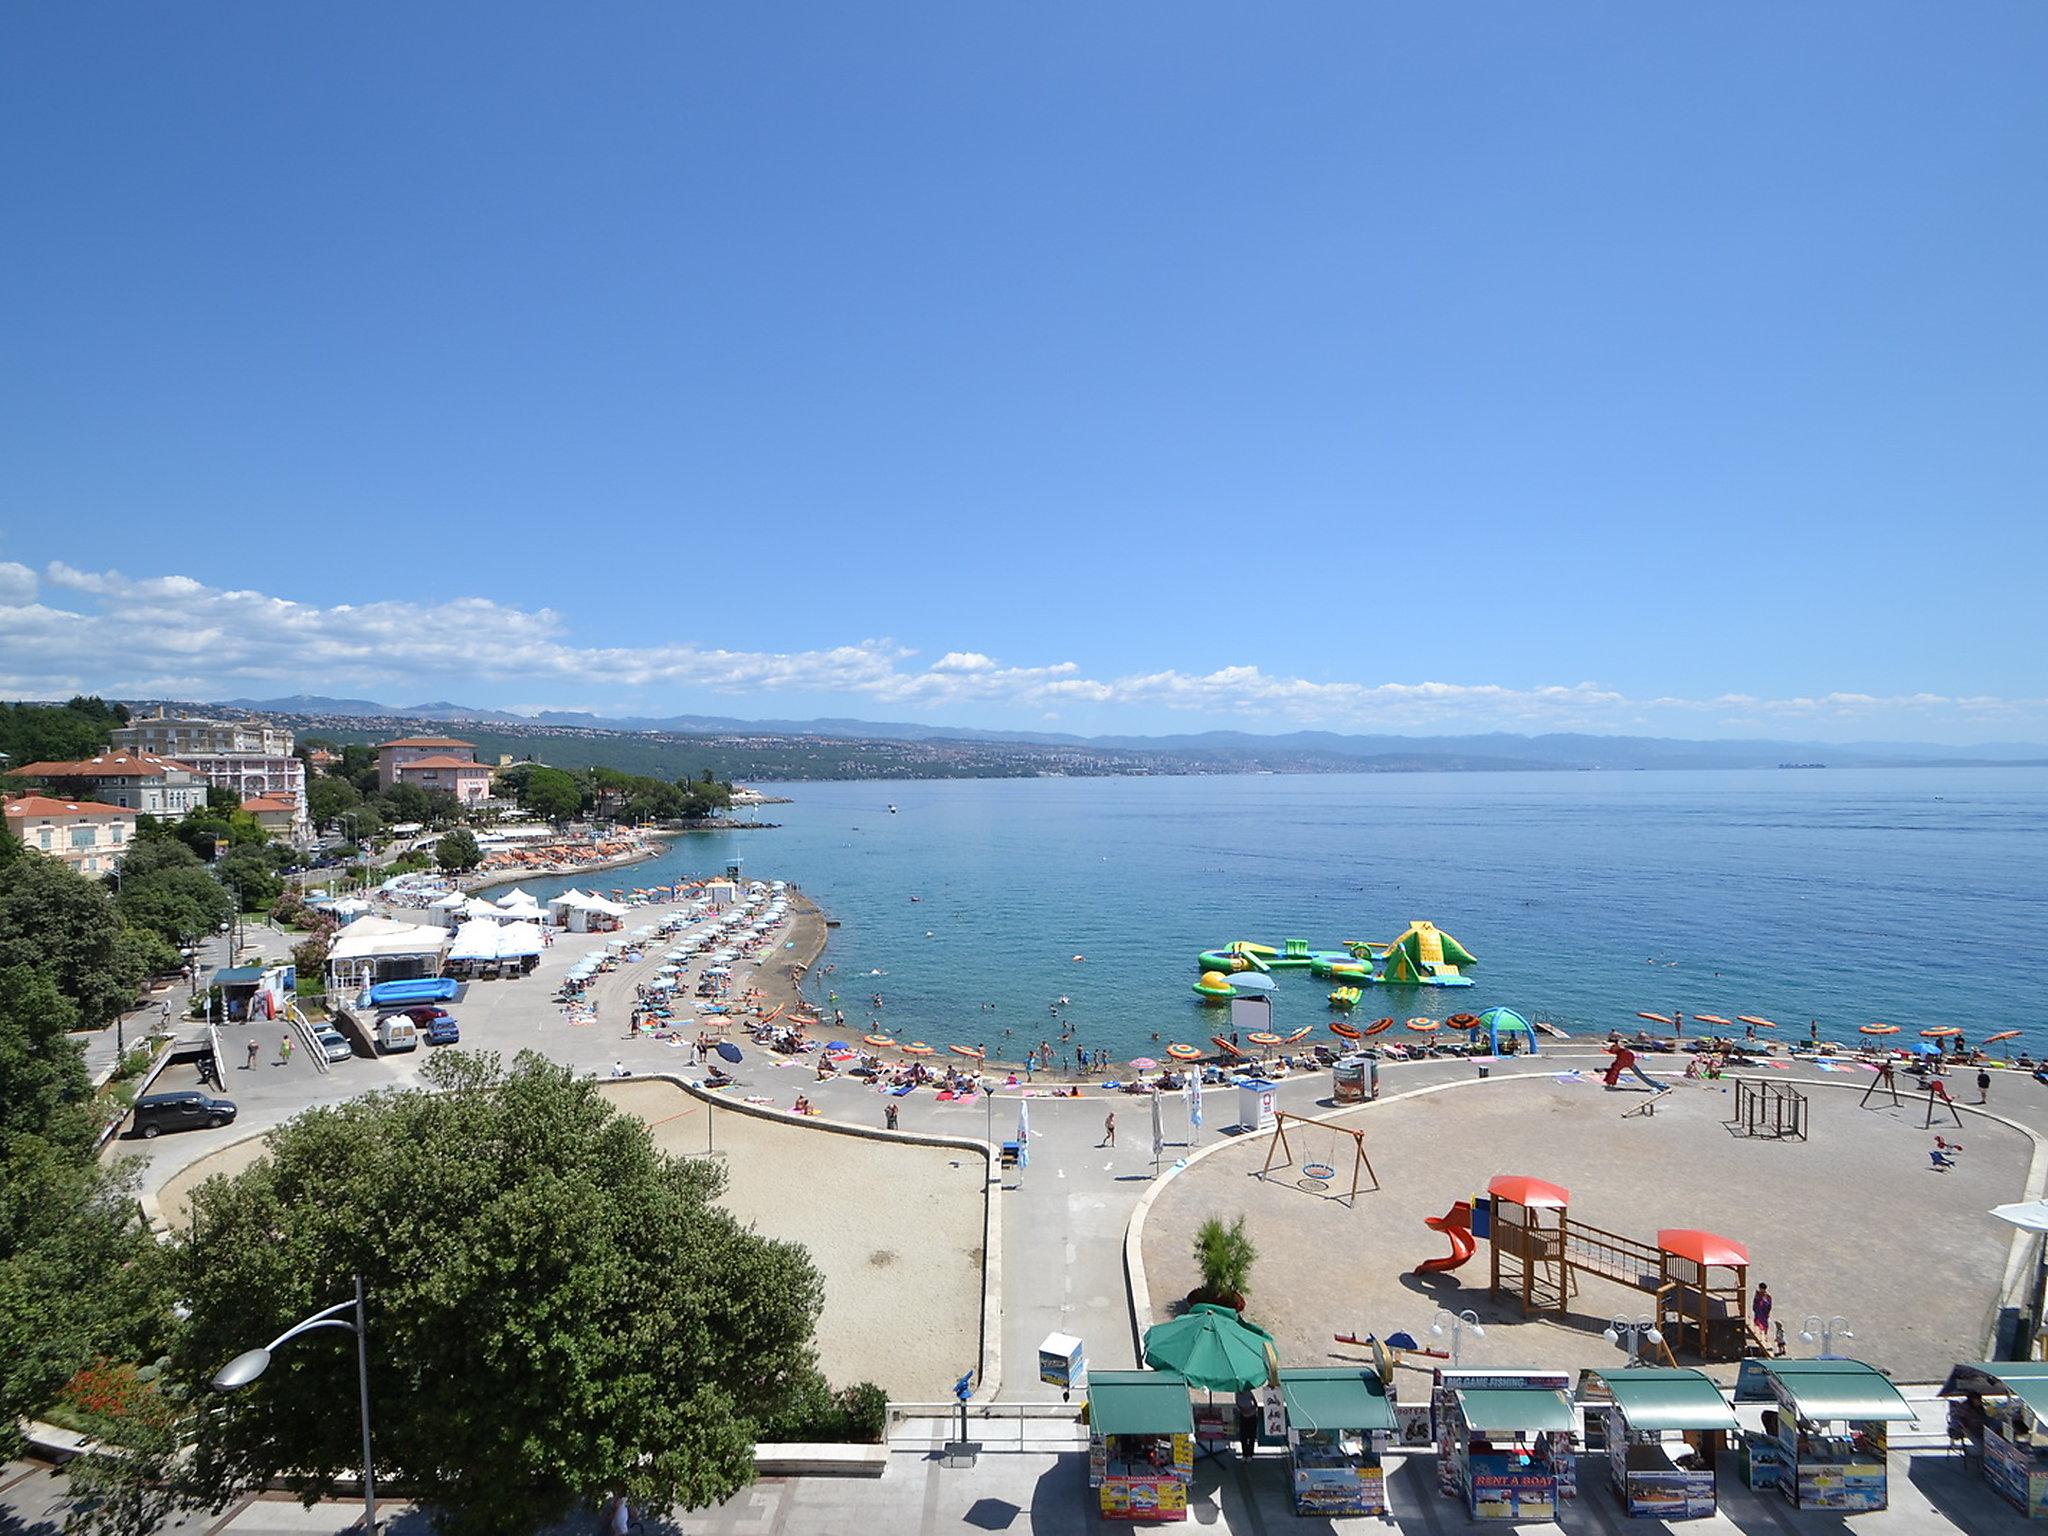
[217,694,2048,773]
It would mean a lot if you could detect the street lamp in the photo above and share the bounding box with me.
[1799,1315,1854,1359]
[1431,1308,1485,1367]
[1603,1313,1665,1367]
[211,1274,379,1532]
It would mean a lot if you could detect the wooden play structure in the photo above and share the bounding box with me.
[1727,1077,1809,1140]
[1479,1174,1761,1362]
[1258,1111,1378,1205]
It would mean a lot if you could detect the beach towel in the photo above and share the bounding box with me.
[936,1091,958,1102]
[889,1083,915,1097]
[1554,1070,1587,1084]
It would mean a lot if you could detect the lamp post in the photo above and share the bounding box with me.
[1431,1308,1485,1367]
[211,1274,378,1532]
[1799,1315,1854,1359]
[1603,1313,1665,1367]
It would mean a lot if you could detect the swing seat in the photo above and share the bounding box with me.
[1300,1162,1337,1181]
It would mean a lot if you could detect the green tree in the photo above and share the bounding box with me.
[204,786,242,814]
[215,846,284,912]
[114,838,233,949]
[0,855,140,1028]
[375,782,433,826]
[305,774,360,830]
[518,766,584,825]
[174,1052,823,1535]
[0,967,170,1450]
[0,696,127,767]
[337,744,381,797]
[60,1387,190,1536]
[435,829,482,874]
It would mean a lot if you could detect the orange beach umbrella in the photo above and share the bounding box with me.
[1445,1012,1481,1030]
[1364,1018,1394,1036]
[1692,1014,1733,1027]
[1247,1031,1282,1046]
[1921,1027,1962,1039]
[863,1034,894,1047]
[1166,1042,1203,1060]
[1737,1015,1777,1028]
[1405,1017,1439,1033]
[1986,1030,2021,1044]
[1637,1012,1675,1025]
[903,1042,935,1055]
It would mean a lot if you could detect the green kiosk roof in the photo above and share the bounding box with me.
[1087,1370,1195,1438]
[1942,1362,2048,1421]
[1594,1369,1741,1433]
[1746,1360,1917,1423]
[1455,1387,1577,1434]
[1278,1369,1396,1433]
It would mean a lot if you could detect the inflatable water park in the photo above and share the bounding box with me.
[1193,921,1478,1003]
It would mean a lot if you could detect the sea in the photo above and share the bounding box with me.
[524,769,2048,1062]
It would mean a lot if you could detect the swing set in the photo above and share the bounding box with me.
[1258,1111,1379,1206]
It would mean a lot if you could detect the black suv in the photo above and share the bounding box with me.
[131,1091,238,1138]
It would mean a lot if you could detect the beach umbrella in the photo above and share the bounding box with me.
[1637,1012,1675,1025]
[863,1034,894,1048]
[1405,1017,1439,1033]
[1986,1030,2022,1044]
[1693,1014,1733,1027]
[1130,1056,1160,1071]
[1142,1304,1276,1392]
[1187,1070,1203,1132]
[1922,1027,1963,1039]
[715,1042,743,1064]
[1016,1098,1030,1167]
[904,1042,935,1056]
[1738,1015,1777,1028]
[825,1040,850,1052]
[1911,1042,1941,1057]
[1167,1043,1203,1061]
[1151,1090,1166,1163]
[1445,1013,1481,1030]
[1247,1032,1281,1047]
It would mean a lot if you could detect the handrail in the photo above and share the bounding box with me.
[287,1001,330,1076]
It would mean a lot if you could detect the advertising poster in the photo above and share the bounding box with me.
[1625,1469,1717,1519]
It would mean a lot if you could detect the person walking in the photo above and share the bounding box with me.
[885,1102,899,1131]
[1102,1111,1116,1148]
[1752,1282,1773,1337]
[245,1037,260,1071]
[1235,1388,1258,1460]
[278,1033,292,1066]
[1978,1067,1993,1105]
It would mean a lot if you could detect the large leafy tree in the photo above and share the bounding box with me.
[0,966,170,1450]
[0,853,140,1028]
[435,829,482,873]
[517,766,584,825]
[114,836,233,949]
[174,1052,824,1536]
[0,696,126,768]
[304,773,360,831]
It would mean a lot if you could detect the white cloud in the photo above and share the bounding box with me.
[0,562,36,604]
[0,562,2039,739]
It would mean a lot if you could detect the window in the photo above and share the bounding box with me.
[39,829,53,849]
[71,826,96,849]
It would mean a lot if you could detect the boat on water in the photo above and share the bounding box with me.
[888,804,898,814]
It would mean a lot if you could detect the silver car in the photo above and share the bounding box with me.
[314,1027,354,1063]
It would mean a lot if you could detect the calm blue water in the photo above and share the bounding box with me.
[526,770,2048,1059]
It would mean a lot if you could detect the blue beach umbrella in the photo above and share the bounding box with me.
[716,1042,744,1064]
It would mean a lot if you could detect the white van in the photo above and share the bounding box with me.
[376,1016,418,1053]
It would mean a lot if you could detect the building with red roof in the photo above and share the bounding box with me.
[4,794,137,877]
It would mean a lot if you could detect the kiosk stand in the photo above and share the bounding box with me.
[1591,1367,1740,1519]
[1278,1368,1395,1516]
[1434,1371,1578,1522]
[1733,1358,1916,1511]
[1941,1361,2048,1518]
[1085,1370,1196,1522]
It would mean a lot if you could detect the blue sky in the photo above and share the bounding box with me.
[2,4,2044,741]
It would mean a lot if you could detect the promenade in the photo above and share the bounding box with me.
[84,886,2048,1534]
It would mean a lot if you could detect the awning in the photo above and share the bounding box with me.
[1088,1370,1195,1438]
[212,965,265,986]
[1658,1229,1749,1267]
[1454,1388,1577,1434]
[1279,1369,1395,1433]
[1735,1360,1916,1422]
[1488,1175,1570,1209]
[1594,1369,1740,1433]
[1941,1362,2048,1421]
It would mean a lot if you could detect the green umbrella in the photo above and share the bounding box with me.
[1142,1303,1277,1391]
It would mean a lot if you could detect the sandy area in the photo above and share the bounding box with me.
[1141,1067,2031,1385]
[598,1079,987,1400]
[154,1133,276,1230]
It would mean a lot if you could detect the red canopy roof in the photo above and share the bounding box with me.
[1489,1175,1570,1209]
[1658,1229,1749,1267]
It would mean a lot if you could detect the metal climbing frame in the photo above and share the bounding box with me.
[1726,1077,1809,1140]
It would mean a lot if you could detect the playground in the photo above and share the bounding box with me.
[1138,1065,2031,1384]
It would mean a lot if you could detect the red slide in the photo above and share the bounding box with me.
[1415,1199,1476,1274]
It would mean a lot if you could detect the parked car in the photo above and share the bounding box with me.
[376,1016,418,1053]
[132,1092,238,1138]
[422,1015,460,1046]
[400,1005,454,1027]
[314,1027,354,1063]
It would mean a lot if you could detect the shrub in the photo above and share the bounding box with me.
[1194,1214,1256,1301]
[754,1375,889,1443]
